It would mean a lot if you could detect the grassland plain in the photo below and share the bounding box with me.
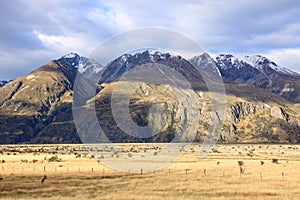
[0,144,299,200]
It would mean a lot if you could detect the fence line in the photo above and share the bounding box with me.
[0,164,288,181]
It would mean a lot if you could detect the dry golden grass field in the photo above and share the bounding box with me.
[0,144,299,200]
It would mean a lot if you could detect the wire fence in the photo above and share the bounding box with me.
[0,164,288,182]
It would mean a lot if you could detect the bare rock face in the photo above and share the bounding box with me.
[229,102,265,123]
[271,106,289,121]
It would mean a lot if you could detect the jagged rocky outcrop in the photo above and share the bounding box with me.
[219,100,298,143]
[230,102,265,123]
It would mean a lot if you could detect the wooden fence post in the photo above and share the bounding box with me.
[260,172,263,181]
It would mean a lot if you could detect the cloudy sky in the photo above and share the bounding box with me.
[1,0,300,80]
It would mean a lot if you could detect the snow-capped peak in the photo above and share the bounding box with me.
[217,54,242,63]
[60,53,80,68]
[63,53,78,59]
[215,54,298,77]
[147,50,167,61]
[146,49,180,59]
[119,54,131,63]
[243,55,271,68]
[216,54,234,60]
[243,55,298,76]
[147,49,161,55]
[77,57,103,74]
[215,54,244,70]
[59,53,103,74]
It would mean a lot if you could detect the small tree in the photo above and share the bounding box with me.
[237,161,244,166]
[271,158,279,164]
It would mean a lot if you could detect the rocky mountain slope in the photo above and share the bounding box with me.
[0,51,299,144]
[0,53,102,143]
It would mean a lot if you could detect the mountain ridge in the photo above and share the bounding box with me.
[0,51,299,144]
[215,54,300,103]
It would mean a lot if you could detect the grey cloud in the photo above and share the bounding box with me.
[1,0,300,80]
[101,0,300,53]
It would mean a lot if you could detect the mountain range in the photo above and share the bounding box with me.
[0,51,299,144]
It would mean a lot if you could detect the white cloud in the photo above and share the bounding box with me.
[265,49,300,73]
[34,32,94,56]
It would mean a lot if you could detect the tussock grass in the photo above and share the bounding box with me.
[0,144,299,200]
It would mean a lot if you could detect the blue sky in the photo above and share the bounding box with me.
[0,0,300,80]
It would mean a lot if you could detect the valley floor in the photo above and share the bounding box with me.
[0,144,299,200]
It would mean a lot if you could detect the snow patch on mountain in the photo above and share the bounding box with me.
[216,54,299,77]
[77,57,103,74]
[190,53,222,77]
[147,49,181,60]
[0,80,11,87]
[243,55,298,76]
[60,53,103,74]
[0,81,7,87]
[216,54,251,70]
[64,53,77,59]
